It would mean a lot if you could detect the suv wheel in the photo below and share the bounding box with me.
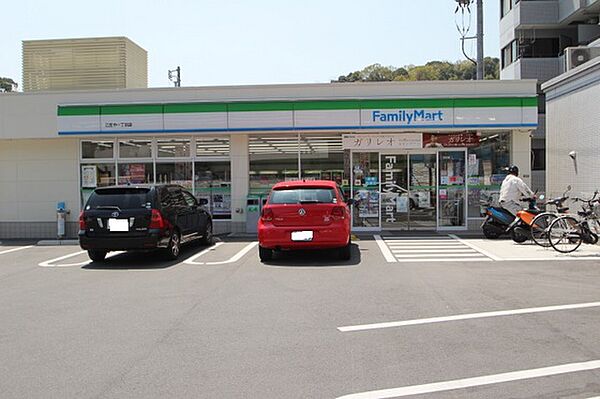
[200,223,214,246]
[166,230,181,260]
[258,246,273,262]
[88,250,107,262]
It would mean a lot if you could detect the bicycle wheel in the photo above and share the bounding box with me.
[548,216,583,253]
[531,212,558,247]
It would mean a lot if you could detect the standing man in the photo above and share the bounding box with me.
[499,165,534,216]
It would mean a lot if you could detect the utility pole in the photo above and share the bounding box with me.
[168,66,181,87]
[455,0,485,80]
[476,0,484,80]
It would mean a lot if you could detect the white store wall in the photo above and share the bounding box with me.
[0,138,79,237]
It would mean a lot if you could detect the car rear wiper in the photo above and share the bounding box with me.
[299,200,323,204]
[96,206,122,211]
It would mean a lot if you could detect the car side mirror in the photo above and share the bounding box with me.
[197,198,209,206]
[346,198,356,206]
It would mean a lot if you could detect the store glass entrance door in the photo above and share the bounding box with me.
[380,152,437,230]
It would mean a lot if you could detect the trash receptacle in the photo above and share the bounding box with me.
[246,196,261,233]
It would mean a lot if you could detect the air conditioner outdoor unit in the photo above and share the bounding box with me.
[565,46,600,71]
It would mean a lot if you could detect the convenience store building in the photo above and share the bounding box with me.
[0,80,537,238]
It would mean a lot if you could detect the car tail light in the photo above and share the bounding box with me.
[331,206,345,218]
[79,211,87,230]
[261,207,274,222]
[149,209,165,229]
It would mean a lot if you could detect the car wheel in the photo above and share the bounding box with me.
[88,250,107,262]
[200,222,214,246]
[338,239,352,261]
[165,230,181,260]
[259,246,273,262]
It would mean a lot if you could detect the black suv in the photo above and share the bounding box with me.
[79,185,213,261]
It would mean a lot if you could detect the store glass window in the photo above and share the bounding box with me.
[82,141,114,159]
[249,135,299,195]
[156,162,193,189]
[351,152,380,228]
[118,139,152,158]
[196,137,230,157]
[299,134,350,197]
[157,138,191,158]
[467,132,511,218]
[194,162,231,219]
[80,163,116,206]
[118,162,154,185]
[194,137,231,219]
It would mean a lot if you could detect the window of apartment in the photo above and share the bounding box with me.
[519,38,560,58]
[502,41,518,69]
[532,148,545,171]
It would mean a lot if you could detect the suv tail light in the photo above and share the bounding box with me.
[149,209,166,229]
[79,211,87,230]
[261,207,274,222]
[331,206,345,218]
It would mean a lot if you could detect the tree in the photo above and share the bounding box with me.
[332,58,499,83]
[0,77,18,92]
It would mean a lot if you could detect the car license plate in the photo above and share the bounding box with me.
[108,218,129,232]
[291,231,313,242]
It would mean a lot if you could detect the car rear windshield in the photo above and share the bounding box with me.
[86,188,153,210]
[269,188,336,204]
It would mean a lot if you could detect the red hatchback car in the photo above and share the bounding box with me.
[257,180,353,262]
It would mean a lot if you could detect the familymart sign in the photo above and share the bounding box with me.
[57,97,537,135]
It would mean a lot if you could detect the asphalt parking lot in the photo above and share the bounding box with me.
[1,236,600,398]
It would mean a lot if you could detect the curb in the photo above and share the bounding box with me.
[37,240,79,246]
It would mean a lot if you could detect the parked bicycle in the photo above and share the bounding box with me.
[547,191,600,253]
[530,185,571,247]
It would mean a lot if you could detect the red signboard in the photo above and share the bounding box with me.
[423,133,480,148]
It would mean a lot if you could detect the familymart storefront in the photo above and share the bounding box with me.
[0,80,537,239]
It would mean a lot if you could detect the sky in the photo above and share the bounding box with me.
[1,0,500,89]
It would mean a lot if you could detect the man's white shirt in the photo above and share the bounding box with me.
[499,174,534,203]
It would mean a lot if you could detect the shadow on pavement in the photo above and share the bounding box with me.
[261,244,361,267]
[82,242,213,270]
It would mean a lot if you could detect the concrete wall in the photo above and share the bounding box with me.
[0,138,80,239]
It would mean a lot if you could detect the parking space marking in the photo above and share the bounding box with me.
[39,250,123,267]
[182,242,224,264]
[0,246,35,255]
[338,300,600,332]
[448,234,503,261]
[374,235,397,263]
[377,235,492,263]
[183,242,257,265]
[336,359,600,399]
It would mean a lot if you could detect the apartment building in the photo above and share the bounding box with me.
[499,0,600,191]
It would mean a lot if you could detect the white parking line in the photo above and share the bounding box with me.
[39,250,123,267]
[182,242,224,264]
[338,300,600,332]
[374,235,397,263]
[184,242,257,265]
[336,359,600,399]
[447,234,503,261]
[0,246,34,255]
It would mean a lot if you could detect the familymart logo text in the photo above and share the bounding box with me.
[371,109,444,124]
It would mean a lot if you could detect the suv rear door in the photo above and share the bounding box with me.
[83,187,155,237]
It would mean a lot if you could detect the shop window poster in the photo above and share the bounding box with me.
[81,165,97,188]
